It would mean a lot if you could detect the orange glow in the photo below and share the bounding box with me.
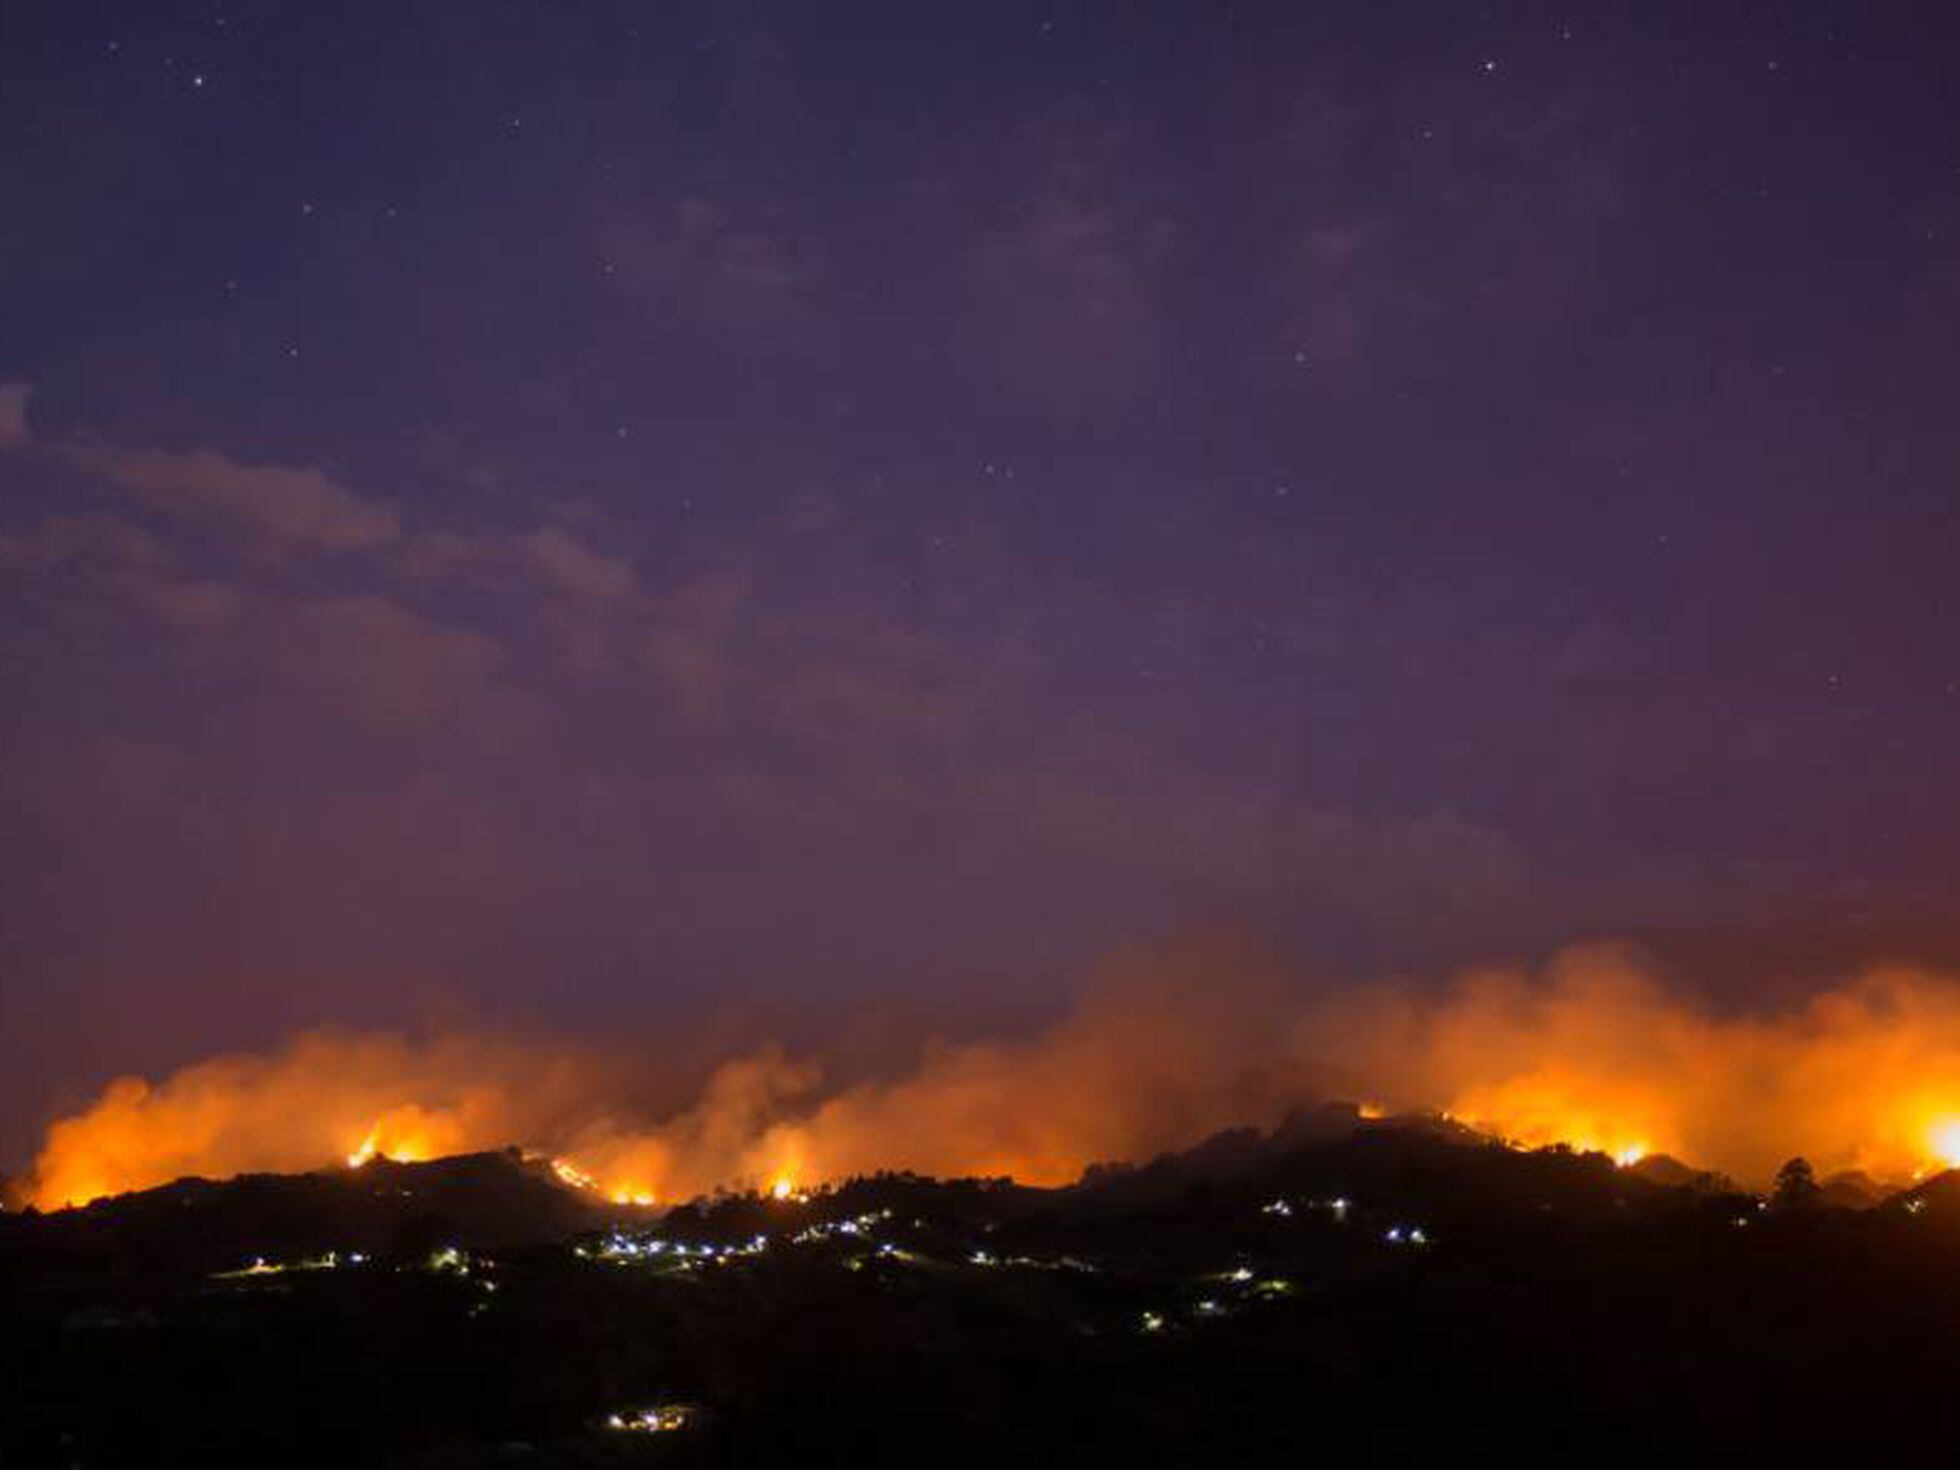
[342,1105,460,1170]
[541,1153,653,1204]
[1442,1071,1670,1172]
[1928,1118,1960,1170]
[32,946,1960,1210]
[550,1158,598,1191]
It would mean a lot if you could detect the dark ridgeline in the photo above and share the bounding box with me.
[4,1118,1960,1466]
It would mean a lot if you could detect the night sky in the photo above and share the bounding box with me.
[3,2,1959,1165]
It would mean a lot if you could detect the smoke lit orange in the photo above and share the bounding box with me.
[25,944,1960,1212]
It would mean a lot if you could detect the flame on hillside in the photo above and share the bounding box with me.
[25,943,1960,1211]
[345,1104,463,1168]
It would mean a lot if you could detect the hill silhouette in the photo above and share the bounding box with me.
[5,1121,1958,1465]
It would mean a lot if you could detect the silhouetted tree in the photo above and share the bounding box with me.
[1773,1157,1820,1211]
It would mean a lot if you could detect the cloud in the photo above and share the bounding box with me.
[0,382,31,448]
[1274,213,1437,374]
[119,573,249,636]
[521,526,636,602]
[288,594,505,731]
[766,617,1003,753]
[600,192,812,338]
[1257,64,1645,383]
[623,558,1525,921]
[0,503,508,733]
[68,443,401,553]
[0,512,170,574]
[643,569,753,722]
[0,511,247,636]
[941,759,1530,919]
[962,106,1183,412]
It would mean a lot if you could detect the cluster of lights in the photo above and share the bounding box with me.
[789,1208,893,1245]
[1132,1261,1302,1336]
[603,1405,693,1434]
[205,1244,488,1300]
[591,1208,1118,1285]
[962,1246,1096,1272]
[202,1193,1435,1356]
[221,1242,480,1282]
[587,1232,770,1264]
[1262,1194,1426,1246]
[212,1250,364,1280]
[1214,1264,1293,1294]
[1264,1196,1351,1220]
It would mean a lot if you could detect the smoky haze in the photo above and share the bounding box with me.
[24,936,1960,1211]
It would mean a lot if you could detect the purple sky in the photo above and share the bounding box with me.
[3,1,1960,1167]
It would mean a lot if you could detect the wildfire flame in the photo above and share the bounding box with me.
[345,1105,457,1169]
[549,1158,598,1192]
[1928,1118,1960,1170]
[26,944,1960,1211]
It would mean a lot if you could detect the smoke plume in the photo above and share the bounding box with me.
[24,941,1960,1211]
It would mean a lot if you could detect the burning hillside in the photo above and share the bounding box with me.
[22,943,1960,1212]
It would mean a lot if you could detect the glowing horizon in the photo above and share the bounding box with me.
[26,947,1960,1213]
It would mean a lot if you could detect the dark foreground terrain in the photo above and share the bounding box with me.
[5,1113,1959,1467]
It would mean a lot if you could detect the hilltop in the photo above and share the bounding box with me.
[5,1118,1958,1465]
